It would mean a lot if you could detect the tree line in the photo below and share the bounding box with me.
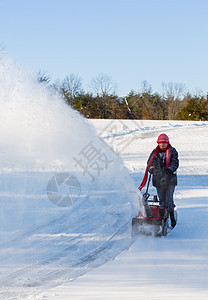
[38,72,208,121]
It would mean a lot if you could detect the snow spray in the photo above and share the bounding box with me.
[0,56,98,172]
[0,55,139,235]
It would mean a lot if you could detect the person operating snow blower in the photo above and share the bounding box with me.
[139,133,179,228]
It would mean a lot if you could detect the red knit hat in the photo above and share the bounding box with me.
[157,133,169,144]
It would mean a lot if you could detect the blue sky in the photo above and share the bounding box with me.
[0,0,208,96]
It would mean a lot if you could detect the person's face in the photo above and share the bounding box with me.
[158,142,168,150]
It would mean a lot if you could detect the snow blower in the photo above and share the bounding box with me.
[132,174,177,237]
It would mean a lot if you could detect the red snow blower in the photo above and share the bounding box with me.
[132,174,176,237]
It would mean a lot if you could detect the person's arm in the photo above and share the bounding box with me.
[147,150,158,174]
[168,147,179,173]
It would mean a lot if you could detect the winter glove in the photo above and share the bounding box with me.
[148,166,156,175]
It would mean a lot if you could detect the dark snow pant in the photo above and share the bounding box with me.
[156,184,175,211]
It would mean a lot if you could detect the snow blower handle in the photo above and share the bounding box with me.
[143,173,152,199]
[146,173,152,193]
[142,173,153,218]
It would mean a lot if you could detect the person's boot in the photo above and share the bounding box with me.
[169,210,176,228]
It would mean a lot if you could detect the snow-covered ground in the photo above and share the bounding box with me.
[0,58,208,299]
[43,119,208,300]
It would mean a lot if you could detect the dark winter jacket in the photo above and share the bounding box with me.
[147,145,179,187]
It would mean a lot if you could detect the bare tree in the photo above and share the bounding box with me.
[89,73,118,118]
[90,73,118,97]
[192,88,204,97]
[141,80,152,94]
[61,74,83,99]
[161,82,186,119]
[161,82,186,100]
